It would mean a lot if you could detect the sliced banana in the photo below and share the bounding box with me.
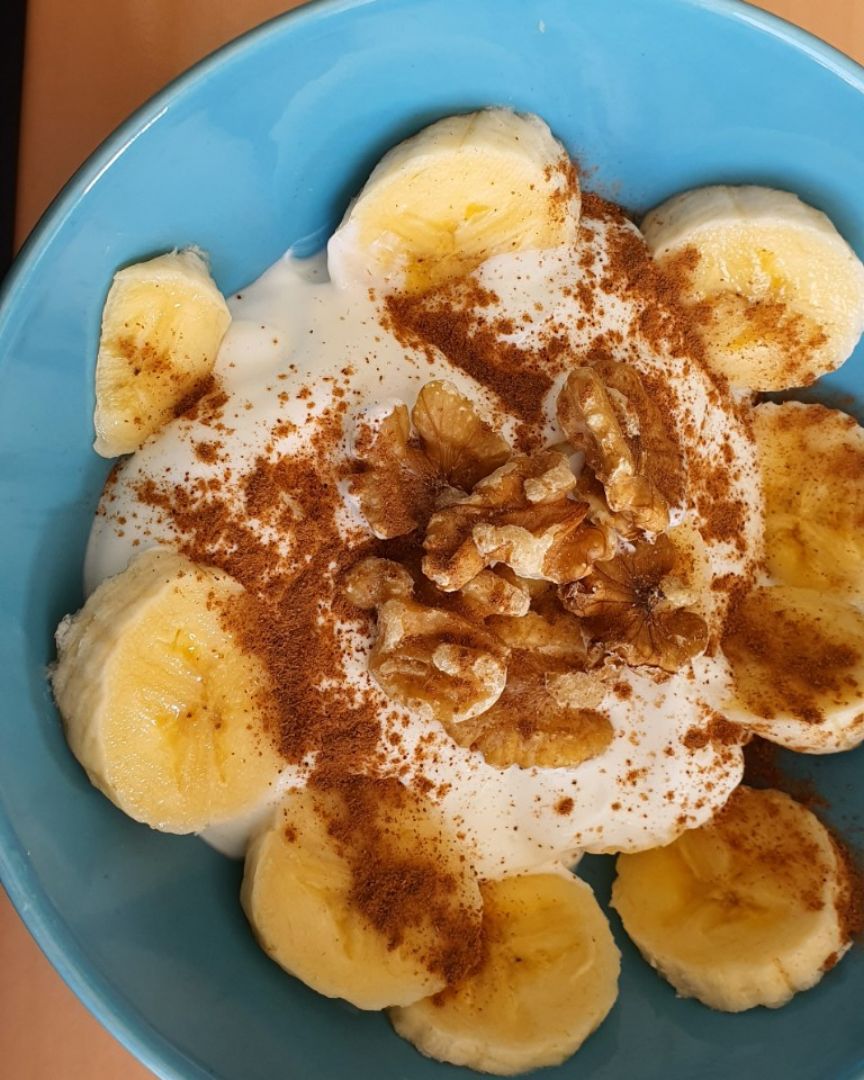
[754,401,864,598]
[613,787,857,1012]
[328,108,580,293]
[52,547,281,832]
[241,780,483,1010]
[390,873,619,1076]
[720,585,864,753]
[643,185,864,390]
[94,249,231,457]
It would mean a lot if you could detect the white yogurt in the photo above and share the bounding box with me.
[86,213,759,876]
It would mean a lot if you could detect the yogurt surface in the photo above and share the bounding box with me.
[86,209,760,876]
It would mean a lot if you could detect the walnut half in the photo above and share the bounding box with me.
[347,382,511,540]
[412,380,511,490]
[559,533,708,672]
[348,405,441,539]
[557,364,671,534]
[344,558,508,723]
[459,570,532,618]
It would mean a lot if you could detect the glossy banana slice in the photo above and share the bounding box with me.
[390,872,619,1075]
[242,779,483,1010]
[643,185,864,390]
[328,108,580,293]
[52,547,281,831]
[94,249,231,456]
[754,401,864,598]
[613,787,858,1011]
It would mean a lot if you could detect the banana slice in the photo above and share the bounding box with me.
[328,108,580,293]
[52,547,281,832]
[754,402,864,598]
[94,249,231,457]
[720,585,864,753]
[643,185,864,390]
[612,787,858,1012]
[389,873,620,1076]
[241,779,483,1010]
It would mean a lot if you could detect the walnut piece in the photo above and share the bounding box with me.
[559,533,708,672]
[458,570,531,618]
[348,405,442,539]
[343,373,698,759]
[495,566,556,602]
[445,604,612,768]
[345,558,508,723]
[412,380,511,490]
[557,365,671,533]
[348,383,511,540]
[572,459,642,542]
[592,357,685,510]
[423,450,613,590]
[487,604,588,663]
[343,557,414,608]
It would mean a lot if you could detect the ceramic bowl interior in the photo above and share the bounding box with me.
[0,1,862,1077]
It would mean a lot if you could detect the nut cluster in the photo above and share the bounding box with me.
[344,373,708,769]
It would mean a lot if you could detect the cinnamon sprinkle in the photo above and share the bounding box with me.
[383,281,558,446]
[311,774,482,983]
[596,205,707,364]
[193,440,220,464]
[172,374,220,419]
[135,416,489,979]
[711,787,829,914]
[722,591,863,726]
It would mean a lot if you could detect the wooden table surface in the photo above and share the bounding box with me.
[5,1,863,1076]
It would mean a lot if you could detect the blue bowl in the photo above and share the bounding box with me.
[1,0,862,1077]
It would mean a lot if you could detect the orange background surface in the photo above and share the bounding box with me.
[4,1,863,1076]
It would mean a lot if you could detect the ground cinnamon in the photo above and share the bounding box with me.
[312,774,483,983]
[384,281,556,446]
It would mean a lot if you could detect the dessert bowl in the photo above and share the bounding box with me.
[0,0,862,1077]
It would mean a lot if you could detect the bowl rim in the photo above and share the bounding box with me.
[2,0,864,1076]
